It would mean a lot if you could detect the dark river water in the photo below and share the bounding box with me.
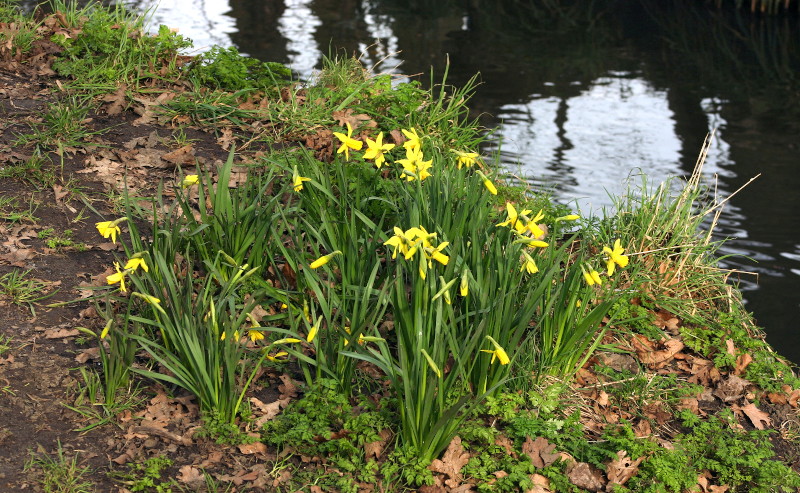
[57,0,800,362]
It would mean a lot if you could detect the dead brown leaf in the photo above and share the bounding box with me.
[429,436,470,488]
[161,145,195,165]
[177,465,204,487]
[738,401,771,430]
[632,335,684,367]
[605,450,643,489]
[101,83,128,115]
[44,328,79,339]
[567,462,606,492]
[217,127,235,150]
[522,436,560,469]
[713,374,751,403]
[238,441,268,455]
[333,108,376,131]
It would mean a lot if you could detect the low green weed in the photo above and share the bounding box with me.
[0,268,57,316]
[188,46,291,92]
[0,194,39,223]
[24,441,94,493]
[113,455,176,492]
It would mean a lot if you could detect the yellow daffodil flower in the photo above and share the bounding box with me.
[497,202,532,234]
[292,166,311,192]
[181,175,199,188]
[514,236,549,249]
[420,349,442,378]
[220,330,240,341]
[521,251,539,274]
[402,127,421,152]
[556,214,580,222]
[333,122,363,161]
[273,337,302,345]
[132,292,161,305]
[476,170,497,195]
[452,149,479,169]
[397,147,432,182]
[266,351,288,362]
[95,217,127,244]
[99,319,113,339]
[582,267,603,286]
[307,316,321,343]
[248,330,264,342]
[124,257,148,273]
[481,336,510,365]
[363,132,395,168]
[310,250,342,269]
[424,241,449,267]
[384,226,418,260]
[603,239,629,276]
[525,210,546,239]
[460,270,469,297]
[106,262,127,293]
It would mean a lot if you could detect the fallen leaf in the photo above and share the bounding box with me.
[526,474,552,493]
[522,436,560,469]
[177,465,204,487]
[238,441,268,455]
[161,145,195,165]
[333,108,376,131]
[606,450,643,487]
[217,127,235,150]
[101,83,127,115]
[738,402,771,430]
[44,328,79,339]
[429,436,470,488]
[713,375,750,403]
[632,335,684,366]
[733,353,753,375]
[567,462,605,492]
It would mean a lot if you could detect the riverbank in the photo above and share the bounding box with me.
[1,3,800,492]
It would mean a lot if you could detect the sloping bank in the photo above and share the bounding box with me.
[1,2,799,491]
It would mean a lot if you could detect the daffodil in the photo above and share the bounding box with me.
[521,251,539,274]
[582,266,603,286]
[497,202,532,234]
[525,210,546,239]
[556,214,580,222]
[220,330,240,341]
[132,292,161,305]
[384,227,419,260]
[106,262,127,293]
[363,132,395,168]
[452,149,479,169]
[514,236,549,249]
[460,270,469,297]
[273,337,302,345]
[603,239,629,276]
[333,122,363,161]
[307,316,321,343]
[124,257,148,273]
[402,127,421,152]
[248,329,264,342]
[421,349,442,378]
[99,319,113,339]
[476,170,497,195]
[266,351,288,362]
[95,217,127,244]
[292,166,311,192]
[181,174,199,188]
[481,336,510,365]
[423,241,449,267]
[397,147,432,182]
[310,250,342,269]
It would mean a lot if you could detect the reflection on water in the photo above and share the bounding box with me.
[116,0,800,361]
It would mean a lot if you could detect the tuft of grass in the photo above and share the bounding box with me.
[0,269,57,316]
[24,441,94,493]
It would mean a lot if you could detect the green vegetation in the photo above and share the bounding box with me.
[0,2,798,492]
[24,442,94,493]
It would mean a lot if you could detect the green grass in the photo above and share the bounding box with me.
[0,269,57,316]
[24,442,94,493]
